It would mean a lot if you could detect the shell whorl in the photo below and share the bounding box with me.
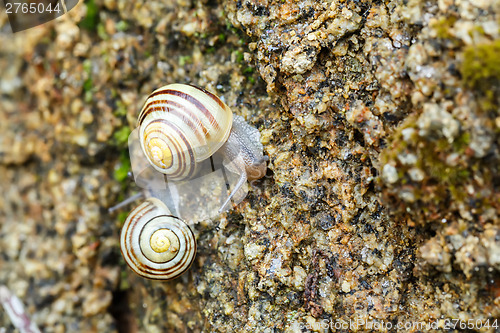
[120,198,196,280]
[138,84,233,180]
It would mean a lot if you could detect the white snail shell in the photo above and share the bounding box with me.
[138,83,233,179]
[120,198,196,280]
[137,83,268,212]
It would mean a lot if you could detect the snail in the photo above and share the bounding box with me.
[118,83,268,280]
[137,83,268,212]
[120,197,196,280]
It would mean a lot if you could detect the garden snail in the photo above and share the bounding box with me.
[120,197,196,280]
[137,83,268,212]
[118,83,267,280]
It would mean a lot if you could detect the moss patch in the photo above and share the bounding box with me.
[113,150,131,184]
[461,39,500,111]
[113,126,131,147]
[430,16,458,39]
[379,114,480,222]
[79,0,99,32]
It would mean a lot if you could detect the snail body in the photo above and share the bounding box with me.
[138,83,267,212]
[120,197,196,280]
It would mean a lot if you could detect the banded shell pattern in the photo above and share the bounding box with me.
[120,197,196,280]
[138,83,233,180]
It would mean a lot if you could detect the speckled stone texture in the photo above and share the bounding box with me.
[0,0,499,331]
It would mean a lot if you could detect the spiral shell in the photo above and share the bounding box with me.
[120,198,196,280]
[138,83,233,180]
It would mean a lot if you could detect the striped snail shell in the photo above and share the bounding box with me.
[120,197,196,280]
[138,83,268,212]
[138,83,233,180]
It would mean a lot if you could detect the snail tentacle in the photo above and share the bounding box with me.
[108,192,145,213]
[219,169,248,213]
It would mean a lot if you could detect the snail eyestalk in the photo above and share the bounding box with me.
[108,192,144,213]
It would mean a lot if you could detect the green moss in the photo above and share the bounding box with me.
[452,132,470,153]
[83,59,92,73]
[179,55,192,66]
[431,16,457,39]
[461,39,500,107]
[380,113,474,211]
[79,0,99,31]
[243,66,254,74]
[380,114,419,164]
[243,65,257,83]
[83,78,92,92]
[418,141,469,187]
[113,126,131,147]
[113,100,127,117]
[234,50,244,63]
[114,150,131,183]
[117,211,129,224]
[82,59,92,93]
[97,23,109,40]
[116,20,129,32]
[225,20,239,34]
[113,164,129,183]
[84,90,93,103]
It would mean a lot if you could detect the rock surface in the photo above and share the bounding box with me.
[0,0,499,331]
